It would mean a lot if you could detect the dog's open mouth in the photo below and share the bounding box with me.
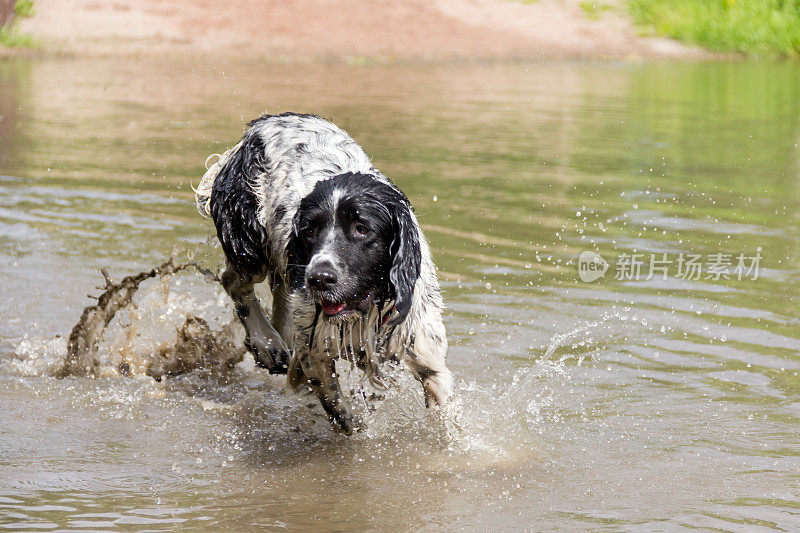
[320,293,373,317]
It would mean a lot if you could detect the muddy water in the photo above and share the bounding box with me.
[1,58,799,530]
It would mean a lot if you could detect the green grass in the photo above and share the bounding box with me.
[629,0,800,57]
[1,0,35,48]
[0,25,35,48]
[580,2,613,20]
[14,0,35,18]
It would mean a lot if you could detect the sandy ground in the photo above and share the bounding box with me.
[10,0,710,61]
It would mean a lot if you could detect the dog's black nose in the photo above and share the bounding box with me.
[307,264,338,291]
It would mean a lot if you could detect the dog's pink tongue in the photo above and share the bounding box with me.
[322,302,345,315]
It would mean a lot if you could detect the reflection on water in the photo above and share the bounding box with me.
[1,57,800,530]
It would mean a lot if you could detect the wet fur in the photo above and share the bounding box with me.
[195,113,454,433]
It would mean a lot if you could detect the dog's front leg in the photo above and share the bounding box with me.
[221,265,290,374]
[293,330,359,434]
[310,352,359,435]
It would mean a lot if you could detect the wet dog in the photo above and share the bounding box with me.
[195,113,454,433]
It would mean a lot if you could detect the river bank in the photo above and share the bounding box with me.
[4,0,713,61]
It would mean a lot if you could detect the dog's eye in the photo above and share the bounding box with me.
[353,222,369,236]
[304,227,315,239]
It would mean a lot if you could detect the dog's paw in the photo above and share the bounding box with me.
[265,347,290,374]
[330,410,363,436]
[246,339,290,374]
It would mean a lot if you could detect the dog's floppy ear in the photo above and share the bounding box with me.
[388,199,422,324]
[286,215,309,290]
[209,131,269,276]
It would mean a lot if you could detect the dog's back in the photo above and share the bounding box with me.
[195,113,387,279]
[196,113,375,221]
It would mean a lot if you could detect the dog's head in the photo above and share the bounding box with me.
[287,172,421,323]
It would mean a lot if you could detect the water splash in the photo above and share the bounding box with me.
[5,271,241,379]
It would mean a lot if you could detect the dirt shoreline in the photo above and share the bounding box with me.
[5,0,715,61]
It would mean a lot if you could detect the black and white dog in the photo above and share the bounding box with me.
[195,113,453,433]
